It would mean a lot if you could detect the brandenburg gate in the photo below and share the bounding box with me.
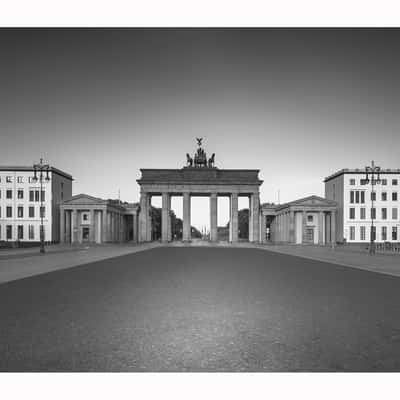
[137,139,263,243]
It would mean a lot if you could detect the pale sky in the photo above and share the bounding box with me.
[1,29,400,229]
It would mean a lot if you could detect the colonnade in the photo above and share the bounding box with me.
[269,209,336,245]
[138,191,261,243]
[60,208,126,244]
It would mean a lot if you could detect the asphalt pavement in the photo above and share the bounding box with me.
[1,247,400,371]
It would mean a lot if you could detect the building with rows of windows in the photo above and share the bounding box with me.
[0,166,73,244]
[324,169,400,243]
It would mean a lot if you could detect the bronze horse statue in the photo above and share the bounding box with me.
[186,153,193,167]
[208,153,215,168]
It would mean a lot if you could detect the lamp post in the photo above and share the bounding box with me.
[33,158,50,254]
[364,160,381,255]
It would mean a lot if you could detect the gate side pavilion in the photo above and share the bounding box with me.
[137,168,263,243]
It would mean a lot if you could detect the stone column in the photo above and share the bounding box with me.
[146,195,152,241]
[183,192,191,241]
[71,210,77,244]
[161,192,170,243]
[65,210,71,243]
[248,195,253,242]
[251,193,260,243]
[260,214,266,243]
[167,195,172,242]
[102,209,108,243]
[331,210,336,245]
[139,192,148,242]
[302,210,307,244]
[231,193,239,243]
[289,210,295,243]
[318,211,324,245]
[209,193,218,242]
[89,209,95,243]
[59,208,65,244]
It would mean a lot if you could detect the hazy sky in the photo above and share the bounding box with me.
[1,29,400,228]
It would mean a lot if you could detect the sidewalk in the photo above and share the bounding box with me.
[1,241,400,285]
[259,244,400,277]
[0,242,162,284]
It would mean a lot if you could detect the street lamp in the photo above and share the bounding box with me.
[33,158,50,254]
[364,160,381,255]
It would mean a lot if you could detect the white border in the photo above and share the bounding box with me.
[0,0,400,27]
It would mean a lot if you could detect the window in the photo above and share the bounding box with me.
[29,206,35,218]
[61,182,64,189]
[382,192,387,201]
[17,206,23,218]
[371,226,376,241]
[17,176,23,183]
[360,191,365,204]
[28,225,34,240]
[61,192,64,200]
[307,215,313,223]
[350,179,355,185]
[371,192,376,201]
[17,225,23,240]
[35,190,40,202]
[17,189,24,199]
[382,208,387,220]
[6,176,12,183]
[355,191,360,203]
[393,179,398,185]
[83,214,88,221]
[371,207,376,219]
[360,179,367,185]
[393,208,398,220]
[40,206,45,218]
[6,225,12,240]
[360,207,366,219]
[6,206,12,218]
[381,179,387,185]
[392,227,398,241]
[350,191,354,203]
[41,190,45,202]
[350,226,355,240]
[393,192,398,201]
[6,189,12,199]
[360,226,366,241]
[382,226,387,241]
[29,190,34,202]
[349,208,355,219]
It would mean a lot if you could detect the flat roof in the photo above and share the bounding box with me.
[324,168,400,183]
[137,168,263,185]
[0,166,73,181]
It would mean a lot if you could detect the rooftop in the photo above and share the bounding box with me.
[0,166,73,180]
[324,168,400,183]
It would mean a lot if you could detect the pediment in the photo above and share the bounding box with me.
[289,195,337,208]
[62,193,106,205]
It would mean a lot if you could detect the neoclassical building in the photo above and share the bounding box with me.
[261,196,337,245]
[57,141,339,246]
[59,194,139,244]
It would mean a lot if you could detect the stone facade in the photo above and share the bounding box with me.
[136,168,263,243]
[261,196,337,245]
[60,194,139,244]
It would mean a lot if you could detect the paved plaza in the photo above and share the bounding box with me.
[1,246,400,371]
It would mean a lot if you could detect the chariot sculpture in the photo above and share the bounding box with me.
[185,138,216,168]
